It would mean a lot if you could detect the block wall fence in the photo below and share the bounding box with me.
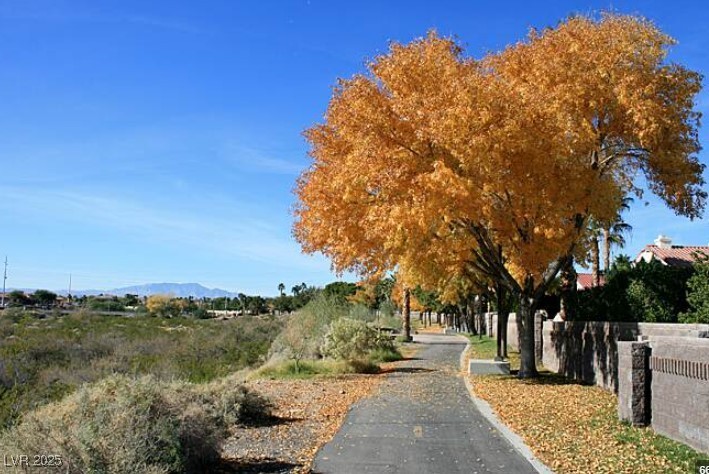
[484,313,709,453]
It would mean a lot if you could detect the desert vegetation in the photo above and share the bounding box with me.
[258,294,403,378]
[0,281,407,472]
[0,310,280,429]
[0,374,272,473]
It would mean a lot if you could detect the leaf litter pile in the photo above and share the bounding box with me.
[221,375,379,472]
[466,347,702,473]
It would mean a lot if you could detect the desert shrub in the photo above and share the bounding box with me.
[86,299,125,312]
[379,300,396,318]
[368,346,403,363]
[321,317,395,361]
[2,307,27,323]
[0,314,280,428]
[189,307,210,319]
[0,374,270,473]
[348,304,376,322]
[347,358,381,374]
[269,294,347,365]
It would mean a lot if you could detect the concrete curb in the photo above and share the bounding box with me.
[458,338,555,474]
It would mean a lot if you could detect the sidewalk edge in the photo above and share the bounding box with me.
[459,338,555,474]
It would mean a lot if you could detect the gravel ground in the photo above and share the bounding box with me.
[220,375,381,473]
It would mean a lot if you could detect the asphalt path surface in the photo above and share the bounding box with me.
[312,333,539,474]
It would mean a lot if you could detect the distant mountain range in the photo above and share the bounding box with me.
[15,283,238,298]
[107,283,237,298]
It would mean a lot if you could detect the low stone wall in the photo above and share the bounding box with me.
[649,337,709,453]
[542,321,622,390]
[487,312,520,351]
[543,321,709,391]
[617,341,651,426]
[487,314,709,452]
[618,337,709,453]
[487,311,544,362]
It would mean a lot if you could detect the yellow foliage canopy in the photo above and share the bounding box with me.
[294,14,705,295]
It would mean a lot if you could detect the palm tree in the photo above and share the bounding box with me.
[277,282,285,297]
[587,218,602,287]
[587,197,633,287]
[602,197,633,273]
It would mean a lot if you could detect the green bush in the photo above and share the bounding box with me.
[189,307,211,320]
[379,300,397,319]
[348,304,376,322]
[575,258,693,322]
[269,294,348,364]
[680,261,709,323]
[255,359,345,378]
[626,279,674,322]
[321,318,395,361]
[0,374,271,474]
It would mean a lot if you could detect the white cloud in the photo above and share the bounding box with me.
[220,141,307,175]
[0,186,322,271]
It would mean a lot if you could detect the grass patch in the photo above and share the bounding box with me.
[0,311,281,428]
[466,334,498,358]
[466,334,521,370]
[254,358,381,380]
[368,346,404,363]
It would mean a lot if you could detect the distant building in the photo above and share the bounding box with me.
[576,273,605,290]
[635,235,709,268]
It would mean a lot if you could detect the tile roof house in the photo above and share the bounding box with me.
[635,235,709,268]
[576,273,605,290]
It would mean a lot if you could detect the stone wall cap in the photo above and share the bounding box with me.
[650,336,709,347]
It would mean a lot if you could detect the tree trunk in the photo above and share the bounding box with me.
[517,295,539,378]
[403,288,412,341]
[500,309,509,359]
[496,284,509,360]
[559,257,577,320]
[476,295,484,339]
[591,236,600,287]
[602,227,611,273]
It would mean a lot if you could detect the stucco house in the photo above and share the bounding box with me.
[635,235,709,268]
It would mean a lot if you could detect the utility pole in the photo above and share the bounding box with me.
[1,257,6,308]
[68,273,72,301]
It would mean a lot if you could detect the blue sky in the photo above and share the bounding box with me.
[0,0,707,295]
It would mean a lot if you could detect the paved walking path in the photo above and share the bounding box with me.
[312,333,539,474]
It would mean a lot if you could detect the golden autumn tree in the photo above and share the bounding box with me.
[294,14,705,378]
